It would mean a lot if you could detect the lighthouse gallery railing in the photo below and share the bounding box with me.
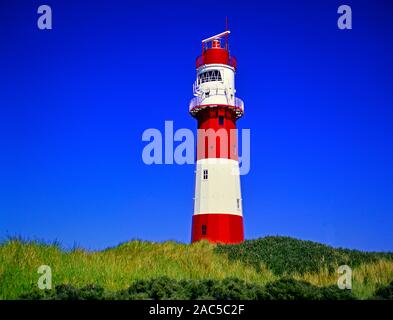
[189,97,244,114]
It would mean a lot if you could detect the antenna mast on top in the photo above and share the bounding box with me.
[200,19,231,53]
[226,16,229,50]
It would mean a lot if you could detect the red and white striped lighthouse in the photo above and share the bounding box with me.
[190,30,245,244]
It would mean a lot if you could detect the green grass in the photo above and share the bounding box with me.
[215,236,393,275]
[1,236,392,300]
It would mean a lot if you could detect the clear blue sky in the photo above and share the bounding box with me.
[1,0,392,251]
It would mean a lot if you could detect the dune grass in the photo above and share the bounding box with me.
[0,239,276,299]
[293,260,393,299]
[1,236,392,300]
[214,236,393,299]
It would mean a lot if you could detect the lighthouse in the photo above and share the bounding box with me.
[190,30,245,244]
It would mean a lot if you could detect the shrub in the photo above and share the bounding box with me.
[215,236,393,275]
[373,280,393,300]
[19,277,355,300]
[256,278,354,300]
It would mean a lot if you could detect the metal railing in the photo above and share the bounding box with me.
[189,96,244,114]
[189,97,202,111]
[234,97,244,113]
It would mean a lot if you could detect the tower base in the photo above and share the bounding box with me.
[191,213,244,244]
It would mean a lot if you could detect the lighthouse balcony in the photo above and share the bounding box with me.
[189,96,244,118]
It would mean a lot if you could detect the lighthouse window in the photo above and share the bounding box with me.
[218,116,224,125]
[203,169,208,180]
[202,225,207,235]
[237,198,240,209]
[198,70,222,84]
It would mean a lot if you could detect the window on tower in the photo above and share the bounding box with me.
[201,225,207,236]
[198,70,222,84]
[219,116,224,125]
[203,169,208,180]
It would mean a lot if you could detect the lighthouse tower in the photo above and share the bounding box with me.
[190,30,244,244]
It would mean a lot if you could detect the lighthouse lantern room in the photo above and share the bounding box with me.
[190,30,245,244]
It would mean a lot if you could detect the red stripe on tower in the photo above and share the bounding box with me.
[189,29,245,244]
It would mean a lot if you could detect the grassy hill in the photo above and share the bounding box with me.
[1,236,392,300]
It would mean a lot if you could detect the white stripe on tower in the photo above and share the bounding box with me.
[194,158,242,216]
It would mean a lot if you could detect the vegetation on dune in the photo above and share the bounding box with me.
[214,236,393,299]
[1,236,392,300]
[373,280,393,300]
[19,277,355,300]
[0,238,275,299]
[215,236,393,275]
